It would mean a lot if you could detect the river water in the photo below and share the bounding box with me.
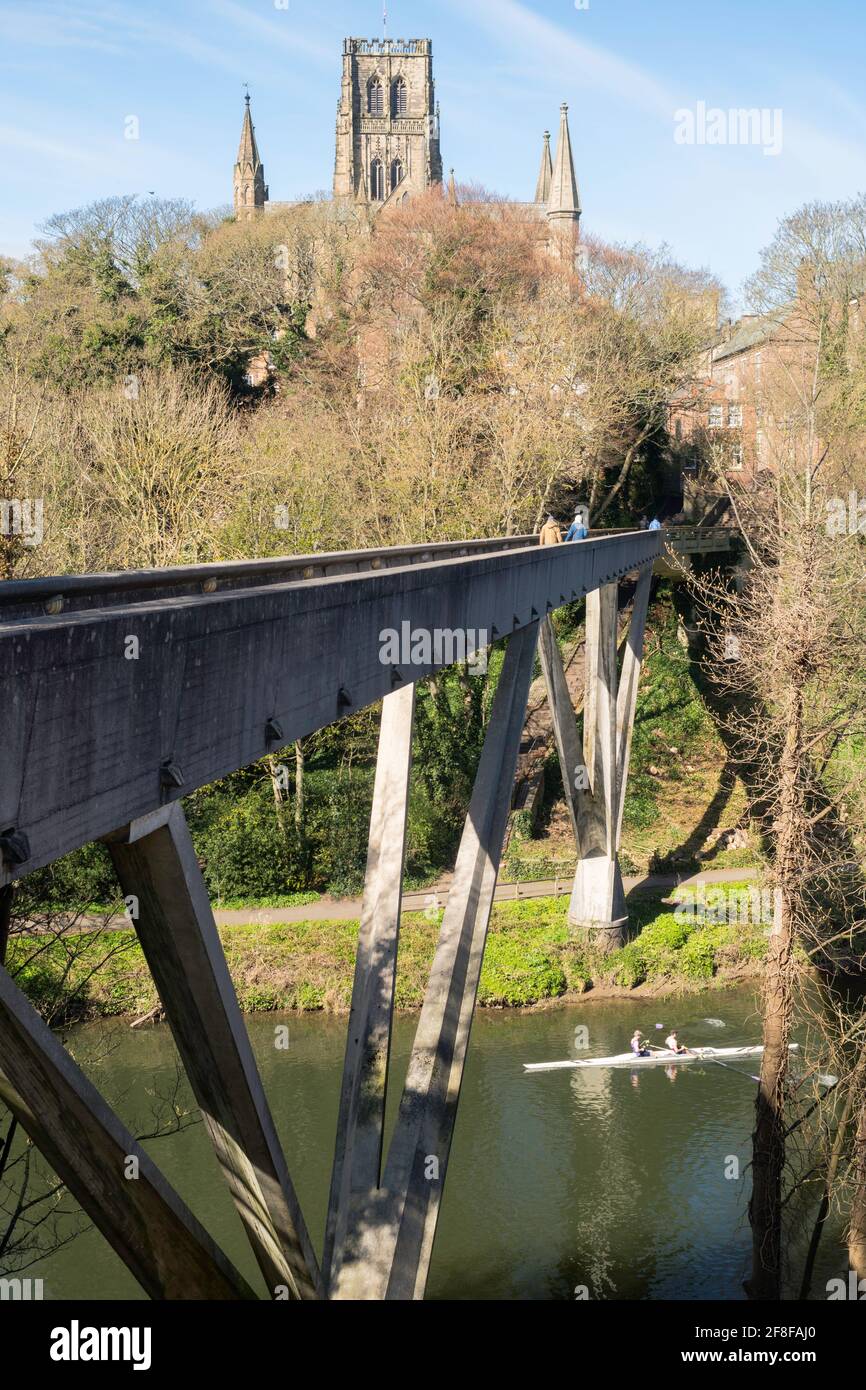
[34,985,841,1300]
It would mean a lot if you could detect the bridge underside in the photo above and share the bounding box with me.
[0,531,660,1300]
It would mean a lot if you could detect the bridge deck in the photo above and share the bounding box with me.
[0,531,661,880]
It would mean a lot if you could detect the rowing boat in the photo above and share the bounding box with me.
[523,1044,800,1073]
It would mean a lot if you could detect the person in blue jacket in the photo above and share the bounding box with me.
[564,506,589,542]
[648,517,662,531]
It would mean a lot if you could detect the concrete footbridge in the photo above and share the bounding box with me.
[0,529,663,1301]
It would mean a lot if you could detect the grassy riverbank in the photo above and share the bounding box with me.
[8,884,769,1024]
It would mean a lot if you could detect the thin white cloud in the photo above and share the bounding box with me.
[445,0,674,117]
[100,1,253,78]
[781,115,866,187]
[0,120,216,197]
[0,1,255,79]
[797,77,866,142]
[0,5,125,53]
[0,124,104,166]
[209,0,332,65]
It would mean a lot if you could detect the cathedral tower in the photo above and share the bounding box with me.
[234,94,268,217]
[333,38,443,208]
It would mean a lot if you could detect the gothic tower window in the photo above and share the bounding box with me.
[370,158,385,201]
[367,77,384,115]
[390,158,404,193]
[332,38,443,206]
[391,77,408,117]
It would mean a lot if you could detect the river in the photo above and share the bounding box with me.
[32,985,841,1300]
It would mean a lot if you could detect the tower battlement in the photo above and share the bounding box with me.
[344,38,432,57]
[334,35,442,206]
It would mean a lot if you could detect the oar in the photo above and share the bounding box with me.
[698,1048,761,1083]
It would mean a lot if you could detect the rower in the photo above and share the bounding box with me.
[665,1030,689,1054]
[630,1030,651,1058]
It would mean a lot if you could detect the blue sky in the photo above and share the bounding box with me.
[1,0,865,307]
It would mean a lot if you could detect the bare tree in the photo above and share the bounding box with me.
[686,197,866,1298]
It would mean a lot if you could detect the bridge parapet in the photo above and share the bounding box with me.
[0,535,535,622]
[0,532,660,878]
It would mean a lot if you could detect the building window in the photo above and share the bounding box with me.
[390,158,404,193]
[367,77,384,115]
[708,405,724,428]
[728,444,744,471]
[391,77,408,117]
[370,158,385,201]
[728,404,743,428]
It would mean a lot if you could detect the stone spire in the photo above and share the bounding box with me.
[234,93,268,216]
[547,103,581,224]
[535,131,552,205]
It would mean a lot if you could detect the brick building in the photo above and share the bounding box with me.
[669,312,776,493]
[670,259,866,522]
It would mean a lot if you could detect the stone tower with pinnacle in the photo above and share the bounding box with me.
[546,103,581,228]
[233,94,268,217]
[535,131,553,205]
[333,38,443,208]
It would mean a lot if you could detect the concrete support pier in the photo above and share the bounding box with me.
[568,582,626,949]
[540,566,653,953]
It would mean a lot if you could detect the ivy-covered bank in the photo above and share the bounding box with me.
[9,885,769,1024]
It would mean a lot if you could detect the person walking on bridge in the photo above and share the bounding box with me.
[539,515,562,546]
[564,506,589,542]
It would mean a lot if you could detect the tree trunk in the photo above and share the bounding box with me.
[589,429,650,526]
[799,1082,855,1299]
[0,883,12,968]
[747,692,802,1300]
[267,754,291,847]
[294,739,306,836]
[849,1088,866,1280]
